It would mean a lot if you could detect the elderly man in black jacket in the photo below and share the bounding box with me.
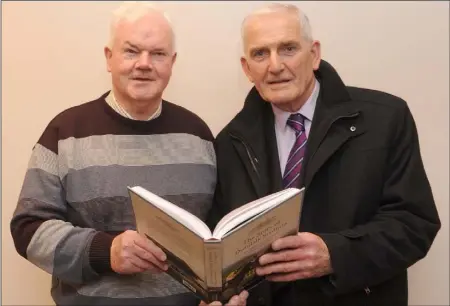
[208,3,441,306]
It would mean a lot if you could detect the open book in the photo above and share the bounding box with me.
[128,186,304,303]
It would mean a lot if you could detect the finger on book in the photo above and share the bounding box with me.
[132,244,168,271]
[134,235,167,261]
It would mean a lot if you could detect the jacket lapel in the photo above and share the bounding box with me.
[228,90,278,198]
[300,61,367,188]
[228,130,267,198]
[303,102,366,188]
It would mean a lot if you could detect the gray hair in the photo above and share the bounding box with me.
[107,1,176,52]
[241,3,313,49]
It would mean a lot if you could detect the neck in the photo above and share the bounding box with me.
[112,89,161,120]
[274,77,316,113]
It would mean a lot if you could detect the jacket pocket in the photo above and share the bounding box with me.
[339,228,365,239]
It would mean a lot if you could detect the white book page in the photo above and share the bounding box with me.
[212,188,299,239]
[129,186,212,239]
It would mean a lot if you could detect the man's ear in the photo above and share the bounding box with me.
[240,56,254,83]
[171,52,177,65]
[104,46,113,72]
[310,40,322,71]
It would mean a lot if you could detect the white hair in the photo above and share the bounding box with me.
[107,1,176,52]
[241,3,313,48]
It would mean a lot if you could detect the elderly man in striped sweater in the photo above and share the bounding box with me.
[10,2,247,306]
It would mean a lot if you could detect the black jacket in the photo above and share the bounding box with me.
[208,60,441,306]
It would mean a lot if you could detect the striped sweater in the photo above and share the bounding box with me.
[10,91,217,306]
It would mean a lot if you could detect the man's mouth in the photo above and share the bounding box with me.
[132,77,153,81]
[267,79,291,85]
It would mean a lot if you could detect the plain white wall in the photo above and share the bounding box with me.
[2,1,449,305]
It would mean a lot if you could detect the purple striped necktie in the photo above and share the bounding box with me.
[282,113,308,188]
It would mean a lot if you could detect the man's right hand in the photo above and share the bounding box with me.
[110,230,168,274]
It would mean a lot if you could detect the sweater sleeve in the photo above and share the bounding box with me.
[10,133,117,284]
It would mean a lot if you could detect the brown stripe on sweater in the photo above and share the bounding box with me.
[36,92,214,154]
[10,217,44,259]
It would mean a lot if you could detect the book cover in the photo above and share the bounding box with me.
[128,187,304,304]
[144,234,214,301]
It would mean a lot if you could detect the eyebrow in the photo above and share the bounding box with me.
[249,40,301,54]
[280,40,300,47]
[123,41,169,53]
[124,41,140,49]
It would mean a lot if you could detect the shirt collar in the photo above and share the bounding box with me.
[272,77,320,130]
[105,90,162,121]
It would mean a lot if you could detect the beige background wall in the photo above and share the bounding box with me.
[2,1,449,305]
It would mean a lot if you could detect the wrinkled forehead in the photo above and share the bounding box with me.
[114,14,174,50]
[243,12,303,51]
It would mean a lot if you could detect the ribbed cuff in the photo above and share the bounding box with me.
[89,232,115,274]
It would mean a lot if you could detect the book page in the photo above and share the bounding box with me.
[219,191,303,298]
[129,186,212,239]
[212,188,300,239]
[129,190,208,287]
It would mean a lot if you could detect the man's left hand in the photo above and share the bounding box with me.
[256,232,333,282]
[199,290,248,306]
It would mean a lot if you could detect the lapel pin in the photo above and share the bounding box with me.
[350,126,356,132]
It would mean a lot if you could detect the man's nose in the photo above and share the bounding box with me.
[136,52,153,70]
[268,53,283,74]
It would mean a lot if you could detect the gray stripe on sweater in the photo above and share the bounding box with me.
[18,168,65,212]
[15,198,66,223]
[53,284,198,306]
[28,143,59,176]
[76,270,189,298]
[26,219,97,284]
[62,164,216,203]
[58,133,216,179]
[163,193,213,220]
[20,165,215,205]
[67,194,213,232]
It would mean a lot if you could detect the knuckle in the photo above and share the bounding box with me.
[122,230,132,237]
[304,260,313,270]
[123,251,133,261]
[306,249,316,259]
[140,250,148,258]
[293,272,303,280]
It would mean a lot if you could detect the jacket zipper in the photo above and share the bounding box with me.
[229,133,260,178]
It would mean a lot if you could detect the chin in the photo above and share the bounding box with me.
[265,93,296,105]
[134,94,159,102]
[260,86,292,100]
[128,89,159,101]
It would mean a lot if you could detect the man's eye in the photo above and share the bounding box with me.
[253,50,266,58]
[125,49,137,54]
[282,46,297,54]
